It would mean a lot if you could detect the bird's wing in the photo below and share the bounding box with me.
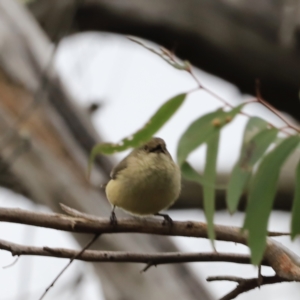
[110,156,128,179]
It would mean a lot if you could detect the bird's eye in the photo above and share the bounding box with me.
[149,144,163,153]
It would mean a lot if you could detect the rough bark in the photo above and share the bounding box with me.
[0,2,211,300]
[1,206,300,282]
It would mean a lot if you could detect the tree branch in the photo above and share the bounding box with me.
[39,233,100,300]
[1,205,300,282]
[207,275,290,300]
[0,238,267,267]
[0,205,285,241]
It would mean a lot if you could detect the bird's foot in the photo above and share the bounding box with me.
[155,213,173,226]
[110,210,117,225]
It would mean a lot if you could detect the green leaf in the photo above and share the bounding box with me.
[203,132,220,247]
[181,161,226,189]
[227,128,278,213]
[241,117,269,149]
[181,161,203,183]
[177,104,244,166]
[291,159,300,239]
[88,93,186,175]
[227,166,251,212]
[244,135,300,265]
[177,104,244,244]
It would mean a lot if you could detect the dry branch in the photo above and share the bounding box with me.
[0,206,277,241]
[1,205,300,283]
[0,238,265,267]
[1,206,299,299]
[207,275,290,300]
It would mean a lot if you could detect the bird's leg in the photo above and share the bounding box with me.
[154,213,173,225]
[110,206,117,225]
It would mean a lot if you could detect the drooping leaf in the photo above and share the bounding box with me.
[244,135,300,265]
[181,161,203,183]
[227,128,278,213]
[89,93,186,175]
[227,165,251,212]
[177,104,244,166]
[178,104,244,242]
[181,161,226,190]
[291,159,300,239]
[241,117,269,149]
[203,132,220,247]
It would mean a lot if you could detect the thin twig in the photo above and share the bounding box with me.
[255,80,300,133]
[129,38,298,137]
[207,275,245,283]
[267,231,290,237]
[2,256,19,269]
[142,262,156,272]
[39,234,100,300]
[187,67,297,137]
[59,203,102,221]
[185,58,295,137]
[0,238,266,267]
[187,52,299,136]
[207,275,289,300]
[258,264,262,287]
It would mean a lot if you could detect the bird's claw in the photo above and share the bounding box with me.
[110,211,117,225]
[155,213,173,226]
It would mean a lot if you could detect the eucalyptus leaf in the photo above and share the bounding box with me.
[181,161,226,189]
[88,93,186,175]
[203,132,220,246]
[177,104,244,244]
[227,128,278,213]
[241,117,269,149]
[181,161,203,183]
[177,104,244,166]
[244,135,300,265]
[227,165,251,213]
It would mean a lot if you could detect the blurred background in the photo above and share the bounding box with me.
[0,1,300,299]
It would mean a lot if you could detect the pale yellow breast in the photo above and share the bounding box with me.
[106,152,181,216]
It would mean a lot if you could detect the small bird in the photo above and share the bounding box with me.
[105,137,181,223]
